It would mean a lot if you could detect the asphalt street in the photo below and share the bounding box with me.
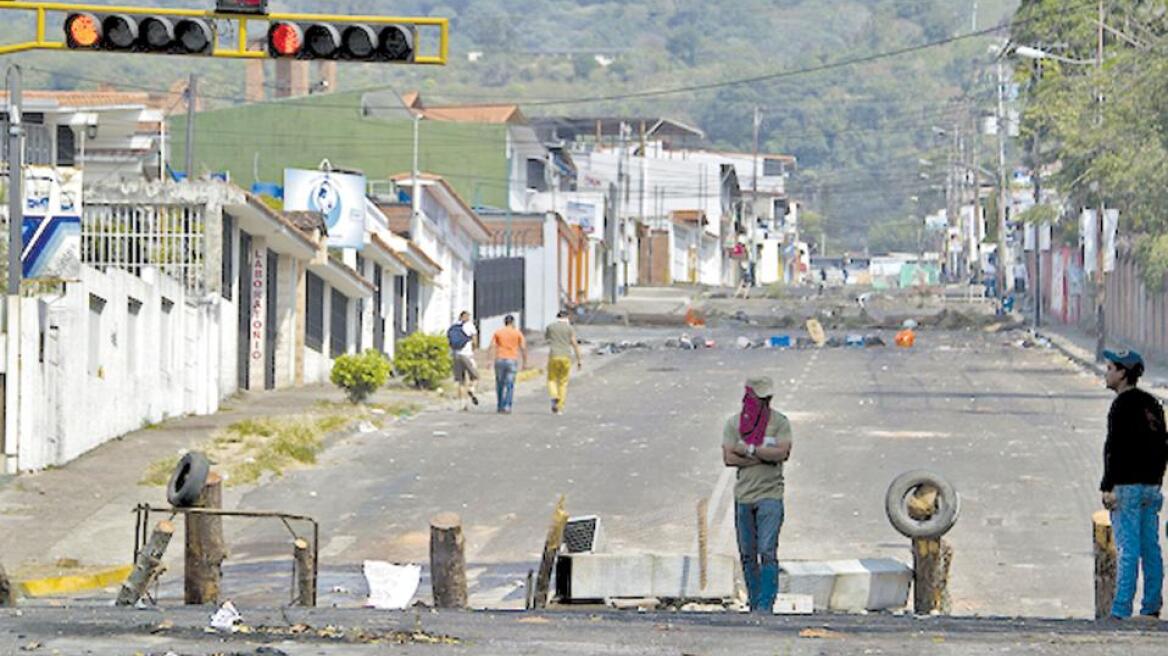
[162,324,1127,619]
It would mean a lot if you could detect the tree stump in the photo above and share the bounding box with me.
[116,520,174,606]
[293,538,316,607]
[912,537,952,615]
[1093,510,1116,619]
[184,472,226,605]
[533,496,569,609]
[429,512,467,608]
[696,498,709,591]
[0,562,15,607]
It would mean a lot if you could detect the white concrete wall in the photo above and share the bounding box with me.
[16,266,223,471]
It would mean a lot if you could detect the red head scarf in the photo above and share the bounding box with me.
[739,386,770,447]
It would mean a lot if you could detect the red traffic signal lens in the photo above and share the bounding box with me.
[102,14,138,50]
[140,17,175,51]
[269,22,303,57]
[175,18,213,54]
[65,13,102,49]
[342,25,377,59]
[304,23,341,58]
[379,25,414,61]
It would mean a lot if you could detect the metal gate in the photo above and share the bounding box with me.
[264,249,278,390]
[474,257,524,327]
[236,232,251,391]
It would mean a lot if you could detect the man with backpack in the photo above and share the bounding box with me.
[448,311,479,411]
[1099,349,1168,620]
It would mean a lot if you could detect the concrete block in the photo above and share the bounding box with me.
[828,559,911,612]
[562,553,735,600]
[772,593,814,615]
[779,561,836,610]
[650,554,735,599]
[564,553,654,600]
[859,558,912,610]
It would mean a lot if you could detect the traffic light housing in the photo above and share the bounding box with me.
[268,21,415,62]
[216,0,269,15]
[65,12,214,56]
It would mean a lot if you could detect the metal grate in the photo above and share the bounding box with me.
[83,203,206,294]
[562,515,603,554]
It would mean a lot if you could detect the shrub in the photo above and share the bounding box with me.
[393,332,451,390]
[330,349,392,403]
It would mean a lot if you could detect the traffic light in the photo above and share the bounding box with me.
[268,21,415,62]
[65,12,214,56]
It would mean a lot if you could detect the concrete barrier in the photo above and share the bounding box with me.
[559,553,735,601]
[780,559,911,612]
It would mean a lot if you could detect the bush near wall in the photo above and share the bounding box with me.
[330,349,392,403]
[393,332,452,390]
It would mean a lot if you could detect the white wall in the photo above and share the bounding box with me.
[16,266,223,471]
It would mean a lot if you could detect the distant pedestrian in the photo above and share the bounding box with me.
[489,314,527,414]
[722,376,793,614]
[545,310,583,415]
[1100,349,1168,620]
[447,311,479,411]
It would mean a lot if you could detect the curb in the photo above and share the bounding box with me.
[1037,330,1168,403]
[19,564,132,598]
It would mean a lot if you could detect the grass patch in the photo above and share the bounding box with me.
[141,456,179,486]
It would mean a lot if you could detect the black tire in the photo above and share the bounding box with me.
[167,451,210,508]
[885,470,959,539]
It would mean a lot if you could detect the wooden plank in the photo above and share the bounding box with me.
[696,498,709,591]
[533,495,569,609]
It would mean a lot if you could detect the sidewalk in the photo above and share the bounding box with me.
[1035,321,1168,401]
[0,381,444,588]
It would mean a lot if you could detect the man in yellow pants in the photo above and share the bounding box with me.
[545,310,583,415]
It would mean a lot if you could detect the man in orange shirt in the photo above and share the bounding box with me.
[489,314,528,414]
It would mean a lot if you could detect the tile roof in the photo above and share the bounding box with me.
[419,104,526,125]
[376,203,412,237]
[670,209,708,225]
[0,90,175,111]
[284,211,328,236]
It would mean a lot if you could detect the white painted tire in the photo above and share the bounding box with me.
[885,470,959,539]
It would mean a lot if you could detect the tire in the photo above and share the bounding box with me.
[167,451,210,508]
[885,470,959,539]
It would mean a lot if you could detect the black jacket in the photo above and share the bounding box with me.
[1101,388,1168,492]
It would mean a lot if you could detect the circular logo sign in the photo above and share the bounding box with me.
[306,176,343,229]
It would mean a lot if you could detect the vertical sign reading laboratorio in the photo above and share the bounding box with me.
[251,246,265,363]
[283,168,366,250]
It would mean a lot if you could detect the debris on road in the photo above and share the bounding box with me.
[593,340,650,355]
[895,329,916,348]
[209,600,243,632]
[363,561,421,610]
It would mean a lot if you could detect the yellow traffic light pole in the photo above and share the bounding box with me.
[0,1,449,64]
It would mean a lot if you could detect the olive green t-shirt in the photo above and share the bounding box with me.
[545,320,576,359]
[722,410,793,503]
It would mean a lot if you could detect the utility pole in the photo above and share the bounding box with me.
[4,64,22,474]
[995,58,1009,299]
[751,107,760,286]
[1031,57,1042,329]
[410,109,423,244]
[1094,0,1106,361]
[184,73,198,179]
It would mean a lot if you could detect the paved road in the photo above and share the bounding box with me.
[3,606,1167,655]
[175,324,1126,618]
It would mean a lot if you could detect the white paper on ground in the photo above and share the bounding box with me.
[364,560,421,610]
[209,600,241,631]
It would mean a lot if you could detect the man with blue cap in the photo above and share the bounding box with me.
[1099,348,1168,620]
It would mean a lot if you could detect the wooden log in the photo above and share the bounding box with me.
[524,569,535,610]
[911,537,952,615]
[429,512,467,608]
[184,472,226,605]
[533,495,569,609]
[696,498,709,591]
[1093,510,1116,620]
[293,538,316,607]
[116,520,174,606]
[0,562,15,607]
[907,485,939,521]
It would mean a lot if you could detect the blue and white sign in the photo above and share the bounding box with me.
[283,168,367,250]
[22,166,82,280]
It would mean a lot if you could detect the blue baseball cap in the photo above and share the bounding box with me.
[1103,349,1144,370]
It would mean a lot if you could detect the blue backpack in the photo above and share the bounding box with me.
[447,323,470,351]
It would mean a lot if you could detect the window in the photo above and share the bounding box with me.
[763,157,785,177]
[526,158,548,192]
[160,298,174,373]
[330,289,348,358]
[127,298,142,375]
[222,213,236,300]
[306,272,324,352]
[88,294,106,377]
